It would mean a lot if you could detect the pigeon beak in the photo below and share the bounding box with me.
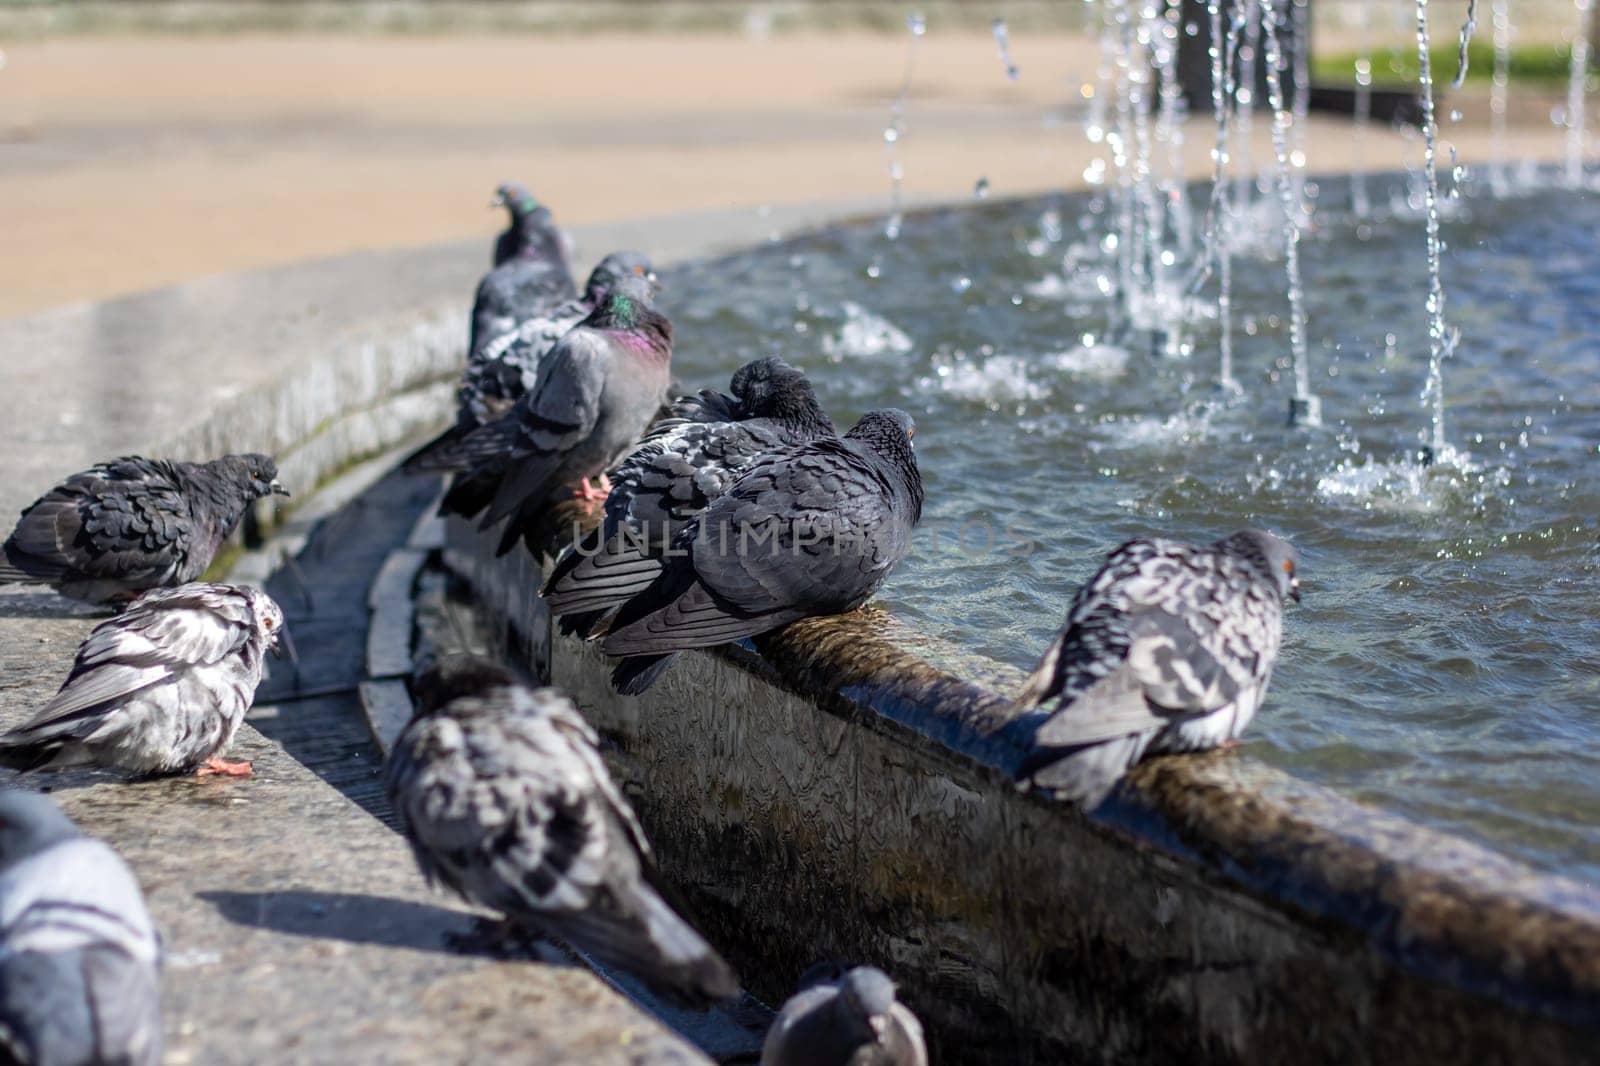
[269,480,290,498]
[273,624,299,665]
[1289,576,1302,604]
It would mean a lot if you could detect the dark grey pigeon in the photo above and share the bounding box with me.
[0,791,162,1066]
[0,583,285,777]
[450,275,673,555]
[597,409,922,695]
[543,357,836,639]
[761,965,927,1066]
[1013,529,1300,808]
[403,251,655,498]
[384,656,739,1007]
[1,453,289,607]
[471,184,576,359]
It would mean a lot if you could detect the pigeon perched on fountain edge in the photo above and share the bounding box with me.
[452,274,673,554]
[761,964,927,1066]
[0,583,285,776]
[0,453,289,606]
[403,251,655,488]
[0,791,163,1066]
[1013,529,1300,808]
[471,183,576,359]
[597,408,922,695]
[543,356,837,638]
[384,656,739,1007]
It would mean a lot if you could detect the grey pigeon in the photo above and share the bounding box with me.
[448,275,673,555]
[0,791,162,1066]
[1,454,288,607]
[543,357,836,639]
[1013,529,1300,807]
[384,656,739,1006]
[597,409,922,695]
[761,965,927,1066]
[471,184,576,359]
[0,583,285,777]
[403,251,655,500]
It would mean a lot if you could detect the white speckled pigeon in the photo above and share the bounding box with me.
[449,275,673,555]
[761,965,927,1066]
[597,408,922,695]
[0,791,162,1066]
[403,251,655,500]
[0,583,285,777]
[0,453,289,607]
[471,184,576,359]
[543,357,836,639]
[384,656,739,1007]
[1013,529,1300,808]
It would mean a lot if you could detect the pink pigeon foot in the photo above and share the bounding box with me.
[197,756,253,777]
[574,477,609,502]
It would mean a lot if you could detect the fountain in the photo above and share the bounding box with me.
[1414,0,1455,462]
[882,11,926,240]
[1566,0,1592,186]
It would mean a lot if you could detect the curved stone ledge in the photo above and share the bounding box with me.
[441,503,1600,1065]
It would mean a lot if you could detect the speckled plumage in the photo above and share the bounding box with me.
[384,656,738,1006]
[0,792,162,1066]
[597,409,922,695]
[1014,529,1300,808]
[761,966,927,1066]
[0,583,284,774]
[542,357,836,637]
[0,454,288,606]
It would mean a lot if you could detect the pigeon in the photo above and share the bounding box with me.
[761,965,927,1066]
[0,583,286,777]
[597,408,922,695]
[0,791,163,1066]
[471,184,576,360]
[1013,529,1300,808]
[403,251,656,495]
[1,454,289,607]
[384,655,739,1006]
[543,357,836,639]
[447,275,673,555]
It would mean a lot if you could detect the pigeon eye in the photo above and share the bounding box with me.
[1282,561,1294,573]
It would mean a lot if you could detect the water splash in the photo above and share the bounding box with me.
[1415,0,1454,458]
[1565,0,1592,187]
[1452,0,1479,87]
[1260,0,1319,426]
[1489,0,1511,194]
[1352,0,1373,215]
[991,17,1021,80]
[883,12,928,240]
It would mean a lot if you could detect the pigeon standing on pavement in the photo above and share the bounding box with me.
[384,656,739,1007]
[543,357,837,639]
[597,408,922,695]
[0,583,285,777]
[450,275,673,554]
[1013,529,1301,807]
[1,454,289,607]
[0,791,162,1066]
[472,183,576,359]
[761,965,927,1066]
[403,251,655,497]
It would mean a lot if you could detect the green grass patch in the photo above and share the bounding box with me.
[1313,41,1585,88]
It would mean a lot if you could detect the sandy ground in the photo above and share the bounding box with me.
[0,32,1578,317]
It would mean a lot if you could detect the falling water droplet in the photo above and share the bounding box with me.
[951,275,974,294]
[991,17,1021,80]
[1449,108,1463,122]
[973,176,991,200]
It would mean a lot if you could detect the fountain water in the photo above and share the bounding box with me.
[1194,0,1243,391]
[1565,0,1592,187]
[883,11,927,240]
[1414,0,1455,462]
[991,17,1020,80]
[1453,0,1480,86]
[1260,0,1320,427]
[1490,0,1511,194]
[1352,0,1374,215]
